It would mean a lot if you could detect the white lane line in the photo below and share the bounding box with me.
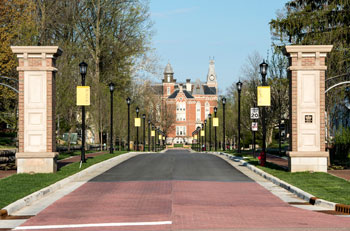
[14,221,172,230]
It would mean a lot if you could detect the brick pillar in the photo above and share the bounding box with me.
[285,45,332,172]
[11,46,62,173]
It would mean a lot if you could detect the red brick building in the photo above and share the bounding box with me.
[160,60,218,144]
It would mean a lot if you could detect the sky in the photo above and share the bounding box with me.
[149,0,288,94]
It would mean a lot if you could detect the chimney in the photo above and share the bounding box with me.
[186,79,191,91]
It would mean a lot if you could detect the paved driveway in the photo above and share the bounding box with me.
[15,150,350,230]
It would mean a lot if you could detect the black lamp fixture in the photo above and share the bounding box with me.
[142,114,146,151]
[79,61,88,163]
[208,113,212,151]
[109,83,115,154]
[126,97,131,151]
[260,59,268,166]
[214,107,218,151]
[236,80,243,153]
[222,97,226,151]
[79,61,88,77]
[136,106,139,151]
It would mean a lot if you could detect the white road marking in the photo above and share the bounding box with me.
[14,221,172,230]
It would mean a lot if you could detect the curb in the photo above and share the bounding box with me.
[2,151,148,215]
[215,152,337,210]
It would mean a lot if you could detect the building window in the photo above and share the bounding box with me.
[176,126,186,136]
[205,102,210,118]
[196,101,201,121]
[167,87,170,95]
[176,102,186,121]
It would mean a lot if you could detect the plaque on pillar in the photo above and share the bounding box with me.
[284,45,333,173]
[11,46,62,173]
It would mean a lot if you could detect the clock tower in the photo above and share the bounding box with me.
[207,59,217,88]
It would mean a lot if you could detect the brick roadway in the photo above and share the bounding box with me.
[14,151,350,230]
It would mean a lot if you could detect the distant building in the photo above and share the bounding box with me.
[158,60,218,144]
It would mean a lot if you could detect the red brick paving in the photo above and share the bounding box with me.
[18,181,350,231]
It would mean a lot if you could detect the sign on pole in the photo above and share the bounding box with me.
[194,134,198,139]
[76,86,90,106]
[201,130,205,137]
[151,130,155,137]
[250,108,259,119]
[213,117,219,127]
[251,122,258,131]
[134,118,141,127]
[257,86,271,106]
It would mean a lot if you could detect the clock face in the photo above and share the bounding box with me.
[209,75,215,81]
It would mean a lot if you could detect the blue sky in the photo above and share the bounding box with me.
[149,0,288,94]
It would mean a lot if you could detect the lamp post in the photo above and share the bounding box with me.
[109,83,115,154]
[222,98,226,151]
[204,119,207,151]
[197,127,201,152]
[237,81,243,153]
[142,114,146,151]
[79,61,87,163]
[260,60,268,166]
[136,106,139,151]
[208,113,212,151]
[214,107,217,151]
[201,123,204,152]
[126,97,131,151]
[148,119,151,152]
[152,125,155,152]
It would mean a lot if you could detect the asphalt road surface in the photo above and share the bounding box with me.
[16,150,350,231]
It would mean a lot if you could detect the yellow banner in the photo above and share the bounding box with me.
[257,86,271,106]
[163,136,165,140]
[76,86,90,106]
[151,131,155,137]
[201,130,205,136]
[134,118,141,127]
[213,117,219,127]
[159,135,162,140]
[194,134,197,139]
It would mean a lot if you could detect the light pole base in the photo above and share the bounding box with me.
[16,152,58,173]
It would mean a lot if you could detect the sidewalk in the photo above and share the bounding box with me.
[266,153,350,181]
[0,151,107,179]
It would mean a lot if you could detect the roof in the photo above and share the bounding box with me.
[168,90,194,99]
[183,90,194,98]
[164,62,174,74]
[203,86,216,95]
[168,90,179,99]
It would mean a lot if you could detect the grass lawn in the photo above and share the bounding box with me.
[247,159,350,205]
[57,150,97,160]
[0,151,127,209]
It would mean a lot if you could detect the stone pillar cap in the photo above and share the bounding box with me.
[285,45,333,54]
[11,46,62,56]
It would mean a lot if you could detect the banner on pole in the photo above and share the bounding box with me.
[151,131,155,137]
[159,135,162,140]
[201,130,205,136]
[76,86,90,106]
[213,117,219,127]
[194,134,198,139]
[257,86,271,106]
[134,118,141,127]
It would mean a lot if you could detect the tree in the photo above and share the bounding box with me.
[270,0,350,140]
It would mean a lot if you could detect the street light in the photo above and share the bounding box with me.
[208,113,212,151]
[126,97,131,151]
[237,81,243,153]
[197,126,201,152]
[109,83,115,154]
[222,98,226,151]
[201,123,204,152]
[214,107,218,151]
[79,61,87,163]
[204,119,207,151]
[260,60,268,166]
[142,114,146,151]
[136,106,139,151]
[148,119,151,152]
[152,125,155,152]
